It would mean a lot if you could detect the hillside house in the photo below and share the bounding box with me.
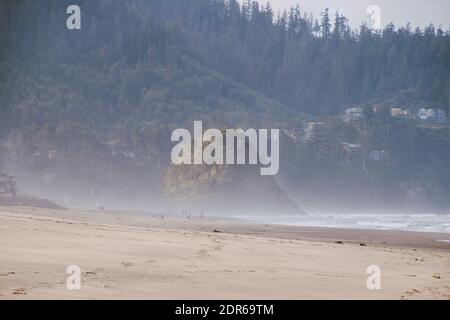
[342,143,362,154]
[344,107,363,122]
[370,150,386,161]
[302,122,325,142]
[418,108,447,123]
[390,108,409,118]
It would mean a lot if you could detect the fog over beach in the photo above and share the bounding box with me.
[1,0,450,301]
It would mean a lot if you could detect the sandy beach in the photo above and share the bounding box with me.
[0,206,449,300]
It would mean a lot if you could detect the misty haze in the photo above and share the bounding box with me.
[0,0,449,301]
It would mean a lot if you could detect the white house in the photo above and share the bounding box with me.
[418,108,447,123]
[344,107,363,122]
[342,143,362,154]
[370,150,386,161]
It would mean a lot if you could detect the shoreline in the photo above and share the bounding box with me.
[0,206,449,299]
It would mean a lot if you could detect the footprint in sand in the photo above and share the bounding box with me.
[121,262,134,267]
[266,269,278,273]
[403,288,421,298]
[197,249,209,257]
[12,288,27,295]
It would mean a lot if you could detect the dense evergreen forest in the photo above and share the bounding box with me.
[1,0,449,133]
[0,0,449,212]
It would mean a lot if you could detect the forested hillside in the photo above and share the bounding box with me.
[0,0,449,212]
[1,0,449,133]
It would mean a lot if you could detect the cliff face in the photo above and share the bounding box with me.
[162,160,307,216]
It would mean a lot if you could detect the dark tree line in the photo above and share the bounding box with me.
[1,0,449,134]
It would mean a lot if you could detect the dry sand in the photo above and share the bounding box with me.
[0,206,449,300]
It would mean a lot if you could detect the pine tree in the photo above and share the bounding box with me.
[321,8,331,38]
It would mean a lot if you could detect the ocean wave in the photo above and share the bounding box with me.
[231,213,450,233]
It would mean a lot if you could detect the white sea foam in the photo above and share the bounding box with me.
[231,213,450,234]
